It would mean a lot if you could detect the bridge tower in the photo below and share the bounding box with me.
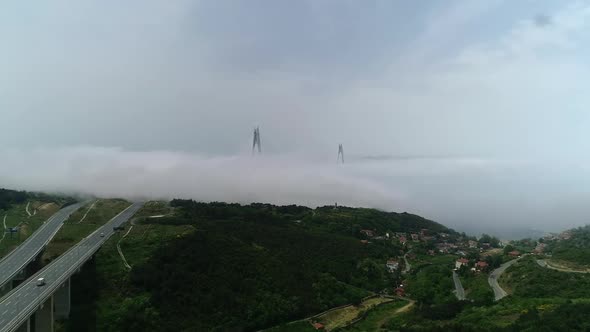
[252,127,261,154]
[337,144,344,164]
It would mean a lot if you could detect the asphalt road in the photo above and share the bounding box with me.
[0,202,86,289]
[0,202,144,332]
[403,252,411,274]
[488,257,521,301]
[452,270,466,300]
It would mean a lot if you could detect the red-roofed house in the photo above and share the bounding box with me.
[455,258,469,269]
[476,261,488,271]
[395,287,405,296]
[508,250,521,257]
[312,322,325,330]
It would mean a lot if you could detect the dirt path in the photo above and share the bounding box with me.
[116,218,136,270]
[25,202,32,217]
[78,200,99,223]
[394,300,415,314]
[373,300,415,330]
[0,215,7,245]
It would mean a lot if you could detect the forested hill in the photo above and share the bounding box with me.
[170,199,452,236]
[549,225,590,265]
[0,188,28,210]
[92,200,455,331]
[0,187,77,210]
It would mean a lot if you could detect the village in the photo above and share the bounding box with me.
[356,226,569,299]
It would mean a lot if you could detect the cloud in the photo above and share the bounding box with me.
[0,146,400,210]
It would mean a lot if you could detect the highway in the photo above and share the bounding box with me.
[452,270,466,300]
[0,202,143,332]
[488,257,521,301]
[0,202,86,289]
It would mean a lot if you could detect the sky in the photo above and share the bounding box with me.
[2,1,590,236]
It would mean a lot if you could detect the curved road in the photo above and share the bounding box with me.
[403,252,411,274]
[0,202,143,332]
[0,202,86,289]
[452,271,466,300]
[488,257,521,301]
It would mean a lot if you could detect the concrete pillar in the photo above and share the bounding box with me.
[15,318,31,332]
[54,278,70,319]
[34,296,53,332]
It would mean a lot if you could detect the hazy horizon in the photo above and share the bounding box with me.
[3,1,590,236]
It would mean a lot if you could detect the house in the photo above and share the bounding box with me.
[455,258,469,269]
[399,236,407,244]
[420,229,429,236]
[360,229,375,238]
[312,322,325,330]
[360,240,369,244]
[508,250,521,257]
[428,250,435,256]
[411,233,420,242]
[476,261,488,270]
[394,287,405,297]
[386,259,400,272]
[468,240,477,248]
[534,243,547,254]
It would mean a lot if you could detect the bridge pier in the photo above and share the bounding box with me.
[54,278,71,319]
[34,296,53,332]
[15,318,31,332]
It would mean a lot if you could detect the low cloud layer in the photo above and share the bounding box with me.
[2,146,589,236]
[0,146,398,209]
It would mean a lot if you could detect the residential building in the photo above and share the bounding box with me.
[455,258,469,269]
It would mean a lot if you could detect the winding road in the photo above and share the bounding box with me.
[488,257,521,301]
[403,251,411,274]
[452,270,466,300]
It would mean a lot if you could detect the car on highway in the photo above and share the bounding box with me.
[100,233,105,237]
[36,278,45,286]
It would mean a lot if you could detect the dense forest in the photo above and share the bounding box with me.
[0,188,28,210]
[0,187,76,210]
[92,199,452,331]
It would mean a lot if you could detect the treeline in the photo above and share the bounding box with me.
[0,188,28,210]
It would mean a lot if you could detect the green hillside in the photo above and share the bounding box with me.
[62,200,454,332]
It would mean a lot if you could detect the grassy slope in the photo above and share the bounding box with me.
[0,201,60,259]
[63,201,457,331]
[342,299,409,332]
[42,199,130,264]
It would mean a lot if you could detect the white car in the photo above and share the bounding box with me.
[100,233,105,237]
[36,277,46,286]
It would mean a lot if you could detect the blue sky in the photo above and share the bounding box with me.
[2,1,590,234]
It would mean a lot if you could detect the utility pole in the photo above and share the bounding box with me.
[337,144,344,164]
[252,127,261,154]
